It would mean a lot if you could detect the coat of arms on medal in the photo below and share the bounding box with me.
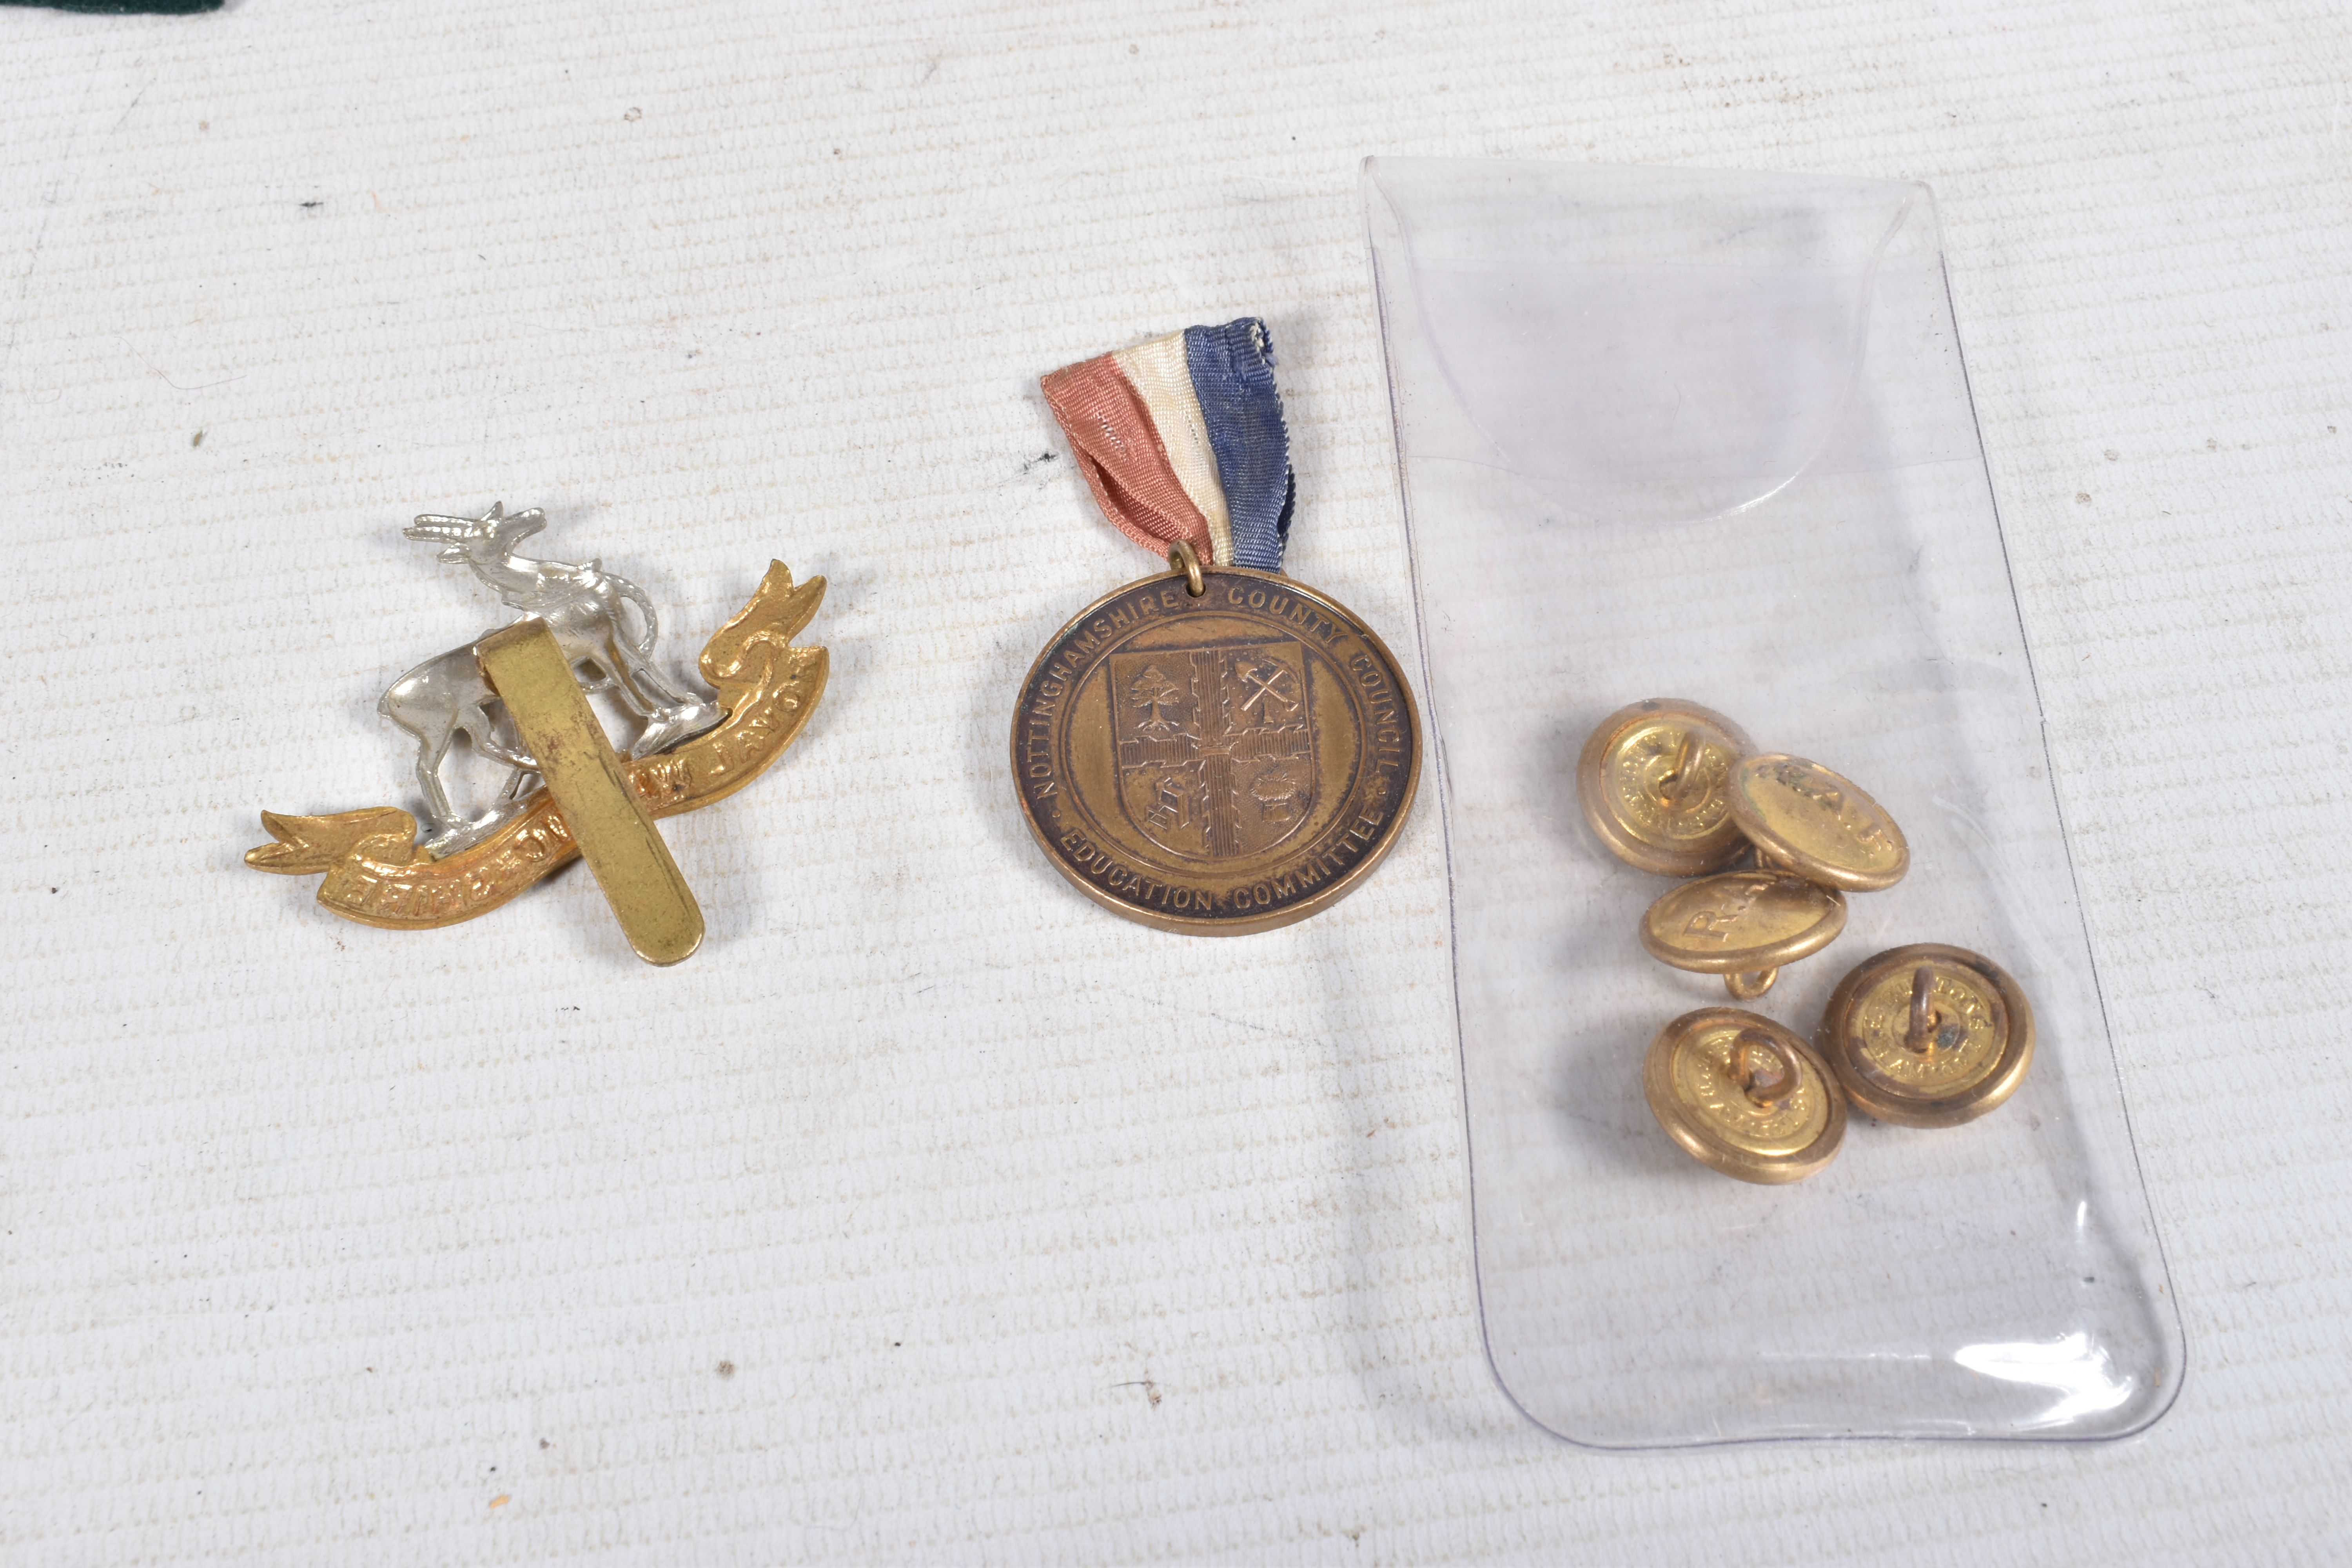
[247,503,827,963]
[1109,640,1314,862]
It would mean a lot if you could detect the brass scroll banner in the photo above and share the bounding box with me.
[247,562,826,930]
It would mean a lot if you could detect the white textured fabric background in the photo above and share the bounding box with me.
[0,2,2345,1562]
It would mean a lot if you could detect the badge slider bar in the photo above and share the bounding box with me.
[475,619,705,965]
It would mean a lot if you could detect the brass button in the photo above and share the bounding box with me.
[1726,753,1909,892]
[1644,1008,1846,1183]
[1639,870,1846,981]
[1576,699,1753,877]
[1818,944,2034,1127]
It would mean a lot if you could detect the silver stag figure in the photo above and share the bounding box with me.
[380,503,724,854]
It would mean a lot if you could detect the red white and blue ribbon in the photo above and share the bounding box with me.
[1042,318,1295,572]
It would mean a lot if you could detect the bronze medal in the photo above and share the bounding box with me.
[1818,944,2034,1127]
[1013,551,1420,934]
[1016,317,1420,933]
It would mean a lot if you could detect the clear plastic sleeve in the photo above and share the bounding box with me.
[1365,157,2182,1446]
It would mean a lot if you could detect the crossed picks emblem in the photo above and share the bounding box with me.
[1109,639,1314,861]
[245,505,827,964]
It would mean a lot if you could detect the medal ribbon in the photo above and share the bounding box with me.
[1042,318,1294,572]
